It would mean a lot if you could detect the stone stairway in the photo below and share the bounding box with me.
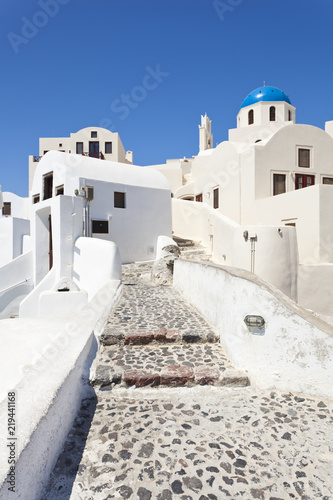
[43,260,333,500]
[90,261,249,391]
[173,236,212,262]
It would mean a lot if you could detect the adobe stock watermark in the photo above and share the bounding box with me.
[99,65,170,132]
[7,0,71,54]
[213,0,244,22]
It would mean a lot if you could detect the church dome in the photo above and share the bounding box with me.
[240,86,291,109]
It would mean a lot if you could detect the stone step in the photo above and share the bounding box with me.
[100,326,219,346]
[91,344,250,389]
[172,236,199,247]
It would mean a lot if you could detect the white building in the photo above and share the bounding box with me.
[0,150,172,319]
[29,126,133,192]
[151,86,333,317]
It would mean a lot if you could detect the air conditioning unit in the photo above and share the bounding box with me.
[83,186,94,201]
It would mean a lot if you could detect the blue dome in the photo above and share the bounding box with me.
[240,86,291,109]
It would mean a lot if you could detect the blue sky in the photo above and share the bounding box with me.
[1,0,333,196]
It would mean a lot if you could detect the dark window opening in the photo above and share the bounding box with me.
[269,106,276,121]
[105,142,112,154]
[114,191,126,208]
[2,202,11,216]
[273,174,286,196]
[195,193,203,202]
[43,150,49,155]
[92,220,108,233]
[323,177,333,185]
[295,174,315,190]
[89,141,99,158]
[288,110,292,121]
[298,148,310,168]
[56,185,64,196]
[76,142,83,155]
[213,187,219,209]
[43,172,53,200]
[33,194,40,204]
[59,143,62,147]
[91,131,97,138]
[248,109,254,125]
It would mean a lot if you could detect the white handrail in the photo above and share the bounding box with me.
[0,278,32,294]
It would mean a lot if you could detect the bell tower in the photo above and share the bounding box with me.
[199,113,213,152]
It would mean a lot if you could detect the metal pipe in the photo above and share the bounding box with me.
[250,238,255,273]
[0,278,32,294]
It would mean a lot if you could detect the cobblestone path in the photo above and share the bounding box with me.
[44,261,333,500]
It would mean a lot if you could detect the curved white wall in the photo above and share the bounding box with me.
[173,259,333,399]
[73,237,122,300]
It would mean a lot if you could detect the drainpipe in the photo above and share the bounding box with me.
[250,236,256,273]
[243,230,257,273]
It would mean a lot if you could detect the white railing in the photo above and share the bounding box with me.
[0,278,32,295]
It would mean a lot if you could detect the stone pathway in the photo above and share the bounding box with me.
[43,259,333,500]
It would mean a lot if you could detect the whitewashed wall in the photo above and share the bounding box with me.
[173,259,333,399]
[0,251,33,318]
[73,237,122,300]
[172,199,299,301]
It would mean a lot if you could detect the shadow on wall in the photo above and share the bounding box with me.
[41,394,98,499]
[0,283,33,319]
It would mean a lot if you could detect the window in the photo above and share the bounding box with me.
[298,148,310,168]
[92,220,108,233]
[91,131,97,138]
[59,143,62,147]
[288,110,292,121]
[89,141,99,158]
[43,172,53,200]
[76,142,83,155]
[33,194,40,204]
[2,202,11,216]
[213,187,219,209]
[114,191,126,208]
[195,193,203,202]
[105,142,112,154]
[273,174,286,196]
[248,109,254,125]
[295,174,315,190]
[269,106,276,121]
[323,177,333,185]
[56,185,64,196]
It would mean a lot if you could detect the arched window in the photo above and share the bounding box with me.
[248,109,254,125]
[269,106,276,121]
[288,109,292,121]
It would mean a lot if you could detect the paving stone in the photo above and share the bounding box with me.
[123,369,160,387]
[43,259,333,500]
[160,364,194,386]
[125,330,155,345]
[195,367,220,385]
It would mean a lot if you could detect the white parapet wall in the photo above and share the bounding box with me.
[172,198,298,301]
[0,279,122,500]
[173,259,333,400]
[0,251,33,319]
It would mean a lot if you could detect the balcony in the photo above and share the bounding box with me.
[81,152,105,160]
[32,152,105,162]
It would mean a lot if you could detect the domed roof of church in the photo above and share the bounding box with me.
[240,86,291,109]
